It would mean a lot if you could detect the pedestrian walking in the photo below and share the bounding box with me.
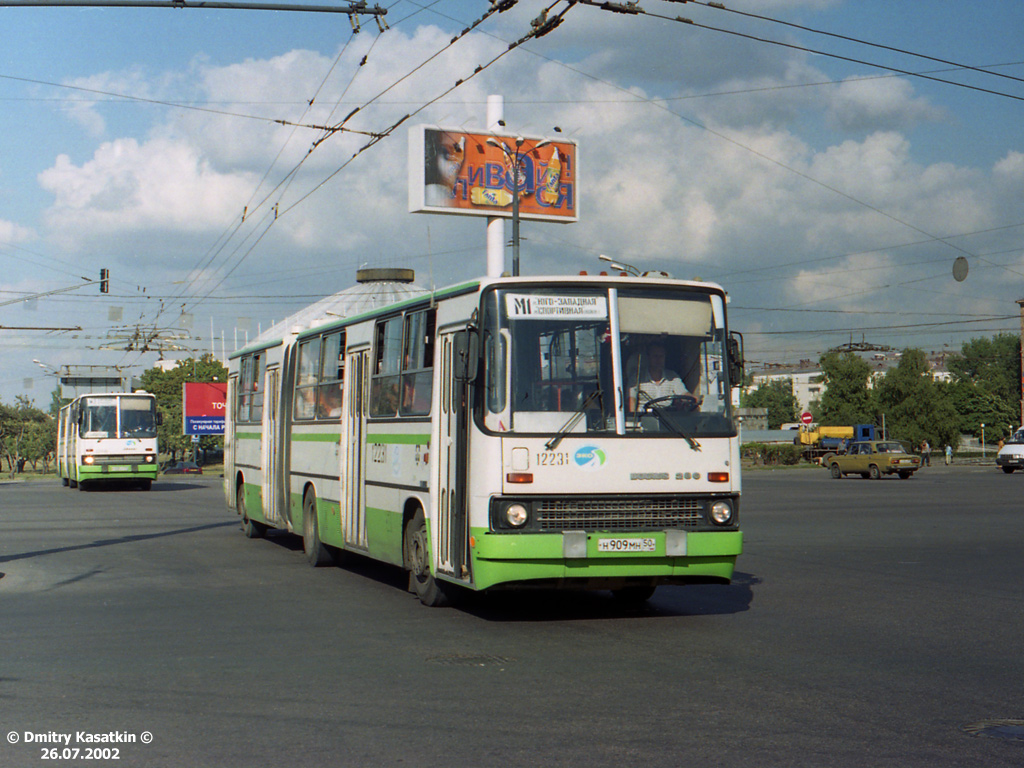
[945,445,952,465]
[921,440,931,467]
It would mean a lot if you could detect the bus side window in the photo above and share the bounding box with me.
[370,317,402,417]
[250,352,264,421]
[294,338,321,421]
[238,356,252,423]
[316,332,345,419]
[400,309,435,416]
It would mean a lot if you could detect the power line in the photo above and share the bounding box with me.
[592,0,1024,105]
[687,0,1024,89]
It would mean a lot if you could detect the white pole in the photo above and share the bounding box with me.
[486,94,505,278]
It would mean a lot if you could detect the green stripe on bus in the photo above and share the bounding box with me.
[366,433,430,445]
[236,432,262,440]
[292,432,342,442]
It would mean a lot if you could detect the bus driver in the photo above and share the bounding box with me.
[628,341,699,413]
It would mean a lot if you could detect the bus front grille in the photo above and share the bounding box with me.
[535,498,705,531]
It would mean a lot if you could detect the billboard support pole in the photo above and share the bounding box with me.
[486,95,505,278]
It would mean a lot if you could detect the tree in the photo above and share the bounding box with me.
[0,396,53,474]
[138,355,227,461]
[817,351,876,426]
[874,348,959,449]
[947,334,1021,439]
[742,379,798,429]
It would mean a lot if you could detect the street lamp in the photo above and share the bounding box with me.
[486,136,551,276]
[598,254,641,276]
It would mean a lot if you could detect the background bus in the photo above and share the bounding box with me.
[226,270,744,605]
[57,391,160,491]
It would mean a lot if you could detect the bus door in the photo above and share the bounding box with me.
[343,349,369,549]
[435,331,470,581]
[261,367,286,527]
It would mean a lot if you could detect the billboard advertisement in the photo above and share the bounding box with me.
[408,125,578,223]
[183,381,227,435]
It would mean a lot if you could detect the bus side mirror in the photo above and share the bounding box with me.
[157,412,164,426]
[727,331,744,386]
[453,329,479,383]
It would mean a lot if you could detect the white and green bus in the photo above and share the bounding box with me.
[57,392,160,491]
[226,270,744,605]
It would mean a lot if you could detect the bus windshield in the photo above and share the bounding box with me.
[481,285,735,437]
[81,396,159,439]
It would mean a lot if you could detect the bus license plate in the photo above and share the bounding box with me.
[108,465,131,472]
[597,537,656,553]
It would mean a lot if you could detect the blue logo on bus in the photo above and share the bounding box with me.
[574,445,606,470]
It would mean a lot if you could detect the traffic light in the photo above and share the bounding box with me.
[99,268,109,293]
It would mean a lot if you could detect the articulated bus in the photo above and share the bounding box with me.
[57,392,160,491]
[225,271,744,605]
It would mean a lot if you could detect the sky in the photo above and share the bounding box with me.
[2,0,1023,404]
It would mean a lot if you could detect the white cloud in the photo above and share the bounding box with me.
[60,68,154,137]
[38,137,258,250]
[827,76,944,133]
[0,219,34,246]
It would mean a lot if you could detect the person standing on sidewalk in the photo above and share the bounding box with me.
[921,440,931,467]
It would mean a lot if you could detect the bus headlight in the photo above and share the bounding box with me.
[144,455,155,463]
[709,500,734,526]
[83,456,95,465]
[505,503,529,528]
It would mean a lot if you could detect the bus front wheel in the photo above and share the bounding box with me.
[405,510,449,607]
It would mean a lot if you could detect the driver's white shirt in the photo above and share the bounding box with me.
[630,369,688,404]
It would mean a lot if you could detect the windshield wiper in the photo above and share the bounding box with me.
[545,389,603,451]
[635,392,701,451]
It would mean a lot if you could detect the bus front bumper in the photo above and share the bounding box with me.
[79,464,159,481]
[468,529,742,592]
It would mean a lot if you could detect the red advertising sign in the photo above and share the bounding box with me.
[408,125,578,223]
[183,381,227,435]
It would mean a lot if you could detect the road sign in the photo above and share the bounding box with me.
[801,411,813,425]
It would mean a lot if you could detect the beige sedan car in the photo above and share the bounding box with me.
[824,440,921,480]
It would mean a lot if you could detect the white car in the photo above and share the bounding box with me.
[996,427,1024,474]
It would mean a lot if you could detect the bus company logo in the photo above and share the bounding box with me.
[574,445,606,470]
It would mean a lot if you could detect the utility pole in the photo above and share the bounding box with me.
[1017,299,1024,427]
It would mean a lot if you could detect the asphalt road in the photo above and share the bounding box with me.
[1,465,1022,767]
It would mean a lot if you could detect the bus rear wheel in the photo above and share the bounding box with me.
[302,490,333,567]
[238,484,266,539]
[405,510,449,607]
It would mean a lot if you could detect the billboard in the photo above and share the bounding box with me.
[409,125,578,223]
[183,381,227,435]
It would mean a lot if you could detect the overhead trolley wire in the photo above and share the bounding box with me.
[685,0,1024,89]
[590,0,1024,105]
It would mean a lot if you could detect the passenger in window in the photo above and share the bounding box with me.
[318,386,344,419]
